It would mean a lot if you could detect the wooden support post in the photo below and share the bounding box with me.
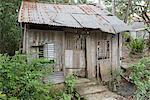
[86,34,96,79]
[91,34,96,79]
[23,24,27,53]
[111,34,120,72]
[63,32,66,76]
[86,36,92,78]
[119,33,122,67]
[26,24,30,54]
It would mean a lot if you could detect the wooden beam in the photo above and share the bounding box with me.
[111,34,120,71]
[63,32,66,76]
[119,33,122,66]
[86,35,92,78]
[23,24,27,53]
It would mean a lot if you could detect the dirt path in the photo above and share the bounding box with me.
[75,78,126,100]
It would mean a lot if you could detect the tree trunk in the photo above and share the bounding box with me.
[124,0,131,23]
[112,0,116,15]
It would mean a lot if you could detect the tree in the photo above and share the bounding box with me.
[112,0,116,15]
[0,0,21,55]
[103,0,149,23]
[124,0,131,23]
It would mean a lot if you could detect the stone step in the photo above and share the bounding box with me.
[75,81,97,88]
[76,84,108,96]
[84,91,126,100]
[76,78,91,84]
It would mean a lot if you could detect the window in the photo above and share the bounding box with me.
[44,43,55,60]
[97,40,110,60]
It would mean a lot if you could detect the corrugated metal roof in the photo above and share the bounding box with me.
[18,1,130,34]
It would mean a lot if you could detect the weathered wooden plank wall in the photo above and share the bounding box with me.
[23,26,120,80]
[25,29,64,71]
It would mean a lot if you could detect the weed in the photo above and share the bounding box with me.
[130,58,150,100]
[128,38,146,55]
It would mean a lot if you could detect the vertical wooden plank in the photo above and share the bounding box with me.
[36,32,40,58]
[26,25,29,54]
[45,31,49,43]
[32,30,36,46]
[23,24,27,53]
[40,31,44,43]
[91,33,96,78]
[111,34,120,71]
[29,31,34,58]
[54,31,63,71]
[54,32,58,70]
[86,35,92,78]
[65,50,73,68]
[100,59,111,81]
[86,33,96,79]
[80,50,85,68]
[62,32,66,75]
[119,33,122,67]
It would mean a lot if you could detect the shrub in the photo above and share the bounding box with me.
[128,38,146,54]
[0,53,79,100]
[130,58,150,100]
[0,53,53,99]
[48,74,77,100]
[108,69,123,92]
[64,74,76,94]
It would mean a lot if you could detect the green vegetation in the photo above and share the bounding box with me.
[0,0,21,55]
[128,38,146,55]
[109,69,123,92]
[64,74,76,94]
[0,53,53,99]
[130,58,150,100]
[0,53,78,100]
[62,74,78,100]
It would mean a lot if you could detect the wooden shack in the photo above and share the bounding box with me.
[18,1,129,81]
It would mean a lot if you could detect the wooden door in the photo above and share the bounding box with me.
[96,40,112,82]
[64,33,86,77]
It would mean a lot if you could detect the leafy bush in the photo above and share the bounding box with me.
[64,74,76,95]
[0,53,53,100]
[48,74,77,100]
[0,53,79,100]
[130,58,150,100]
[60,93,72,100]
[108,69,123,92]
[128,38,146,54]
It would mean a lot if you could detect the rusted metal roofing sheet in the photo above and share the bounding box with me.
[18,1,130,34]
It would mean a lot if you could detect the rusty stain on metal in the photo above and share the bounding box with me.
[18,1,130,34]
